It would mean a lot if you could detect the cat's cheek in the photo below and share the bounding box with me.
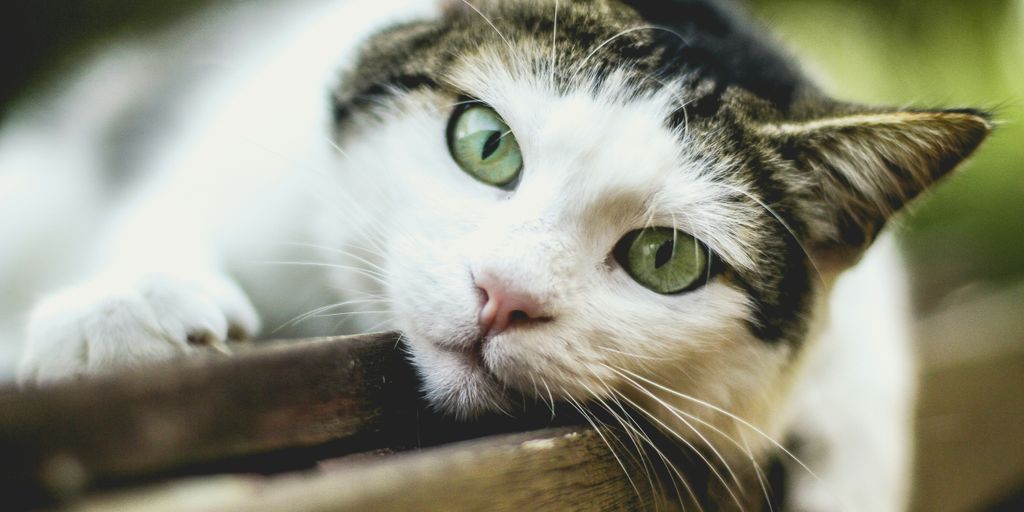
[387,273,480,349]
[384,238,465,313]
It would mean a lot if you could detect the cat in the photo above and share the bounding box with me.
[0,0,991,510]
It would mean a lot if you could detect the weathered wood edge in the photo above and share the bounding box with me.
[0,331,759,512]
[0,333,421,505]
[72,427,662,512]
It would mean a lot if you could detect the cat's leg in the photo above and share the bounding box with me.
[15,150,299,384]
[783,235,916,512]
[14,181,265,384]
[16,137,335,384]
[13,144,310,385]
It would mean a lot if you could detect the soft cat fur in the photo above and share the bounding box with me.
[1,0,990,510]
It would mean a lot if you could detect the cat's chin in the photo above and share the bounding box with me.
[409,337,513,419]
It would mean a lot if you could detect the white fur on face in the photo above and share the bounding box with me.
[322,52,787,439]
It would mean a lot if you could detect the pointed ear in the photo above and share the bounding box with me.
[759,109,992,263]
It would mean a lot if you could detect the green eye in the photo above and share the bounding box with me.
[448,104,523,188]
[614,228,711,294]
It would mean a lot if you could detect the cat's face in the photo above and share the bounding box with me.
[322,0,989,435]
[353,76,790,420]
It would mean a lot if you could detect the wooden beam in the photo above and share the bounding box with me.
[0,333,775,512]
[72,428,662,512]
[0,333,421,506]
[911,284,1024,511]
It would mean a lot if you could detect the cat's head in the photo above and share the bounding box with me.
[324,0,990,437]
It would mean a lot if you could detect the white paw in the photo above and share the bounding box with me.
[18,272,260,385]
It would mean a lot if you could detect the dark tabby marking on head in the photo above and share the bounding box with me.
[625,0,803,114]
[331,0,991,347]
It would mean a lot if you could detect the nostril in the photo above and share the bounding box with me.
[508,310,530,325]
[475,286,490,307]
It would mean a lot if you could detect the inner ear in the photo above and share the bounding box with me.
[758,108,992,264]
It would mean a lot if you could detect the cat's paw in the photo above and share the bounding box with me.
[18,272,260,385]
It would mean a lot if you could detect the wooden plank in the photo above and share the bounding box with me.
[913,355,1024,512]
[63,424,784,512]
[71,428,663,512]
[912,285,1024,512]
[0,333,421,506]
[0,330,778,512]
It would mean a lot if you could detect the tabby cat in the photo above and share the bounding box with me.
[4,0,990,510]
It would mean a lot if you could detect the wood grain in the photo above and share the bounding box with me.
[73,428,661,512]
[911,285,1024,512]
[913,354,1024,512]
[0,333,420,506]
[0,332,776,512]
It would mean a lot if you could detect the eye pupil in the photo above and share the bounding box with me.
[654,240,674,269]
[481,131,502,160]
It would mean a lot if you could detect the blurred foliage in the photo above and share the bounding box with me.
[748,0,1024,310]
[0,0,217,119]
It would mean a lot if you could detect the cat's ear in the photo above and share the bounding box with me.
[760,108,992,264]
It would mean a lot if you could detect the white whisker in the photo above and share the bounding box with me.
[611,367,828,491]
[561,388,646,505]
[273,297,391,334]
[598,346,674,362]
[254,260,386,281]
[603,385,702,511]
[271,241,388,273]
[457,0,516,55]
[610,369,748,511]
[720,183,825,284]
[540,377,557,420]
[550,0,559,88]
[579,380,663,510]
[574,25,690,80]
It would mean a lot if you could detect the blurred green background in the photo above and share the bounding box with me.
[749,0,1024,312]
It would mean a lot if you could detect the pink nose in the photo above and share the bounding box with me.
[475,273,549,337]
